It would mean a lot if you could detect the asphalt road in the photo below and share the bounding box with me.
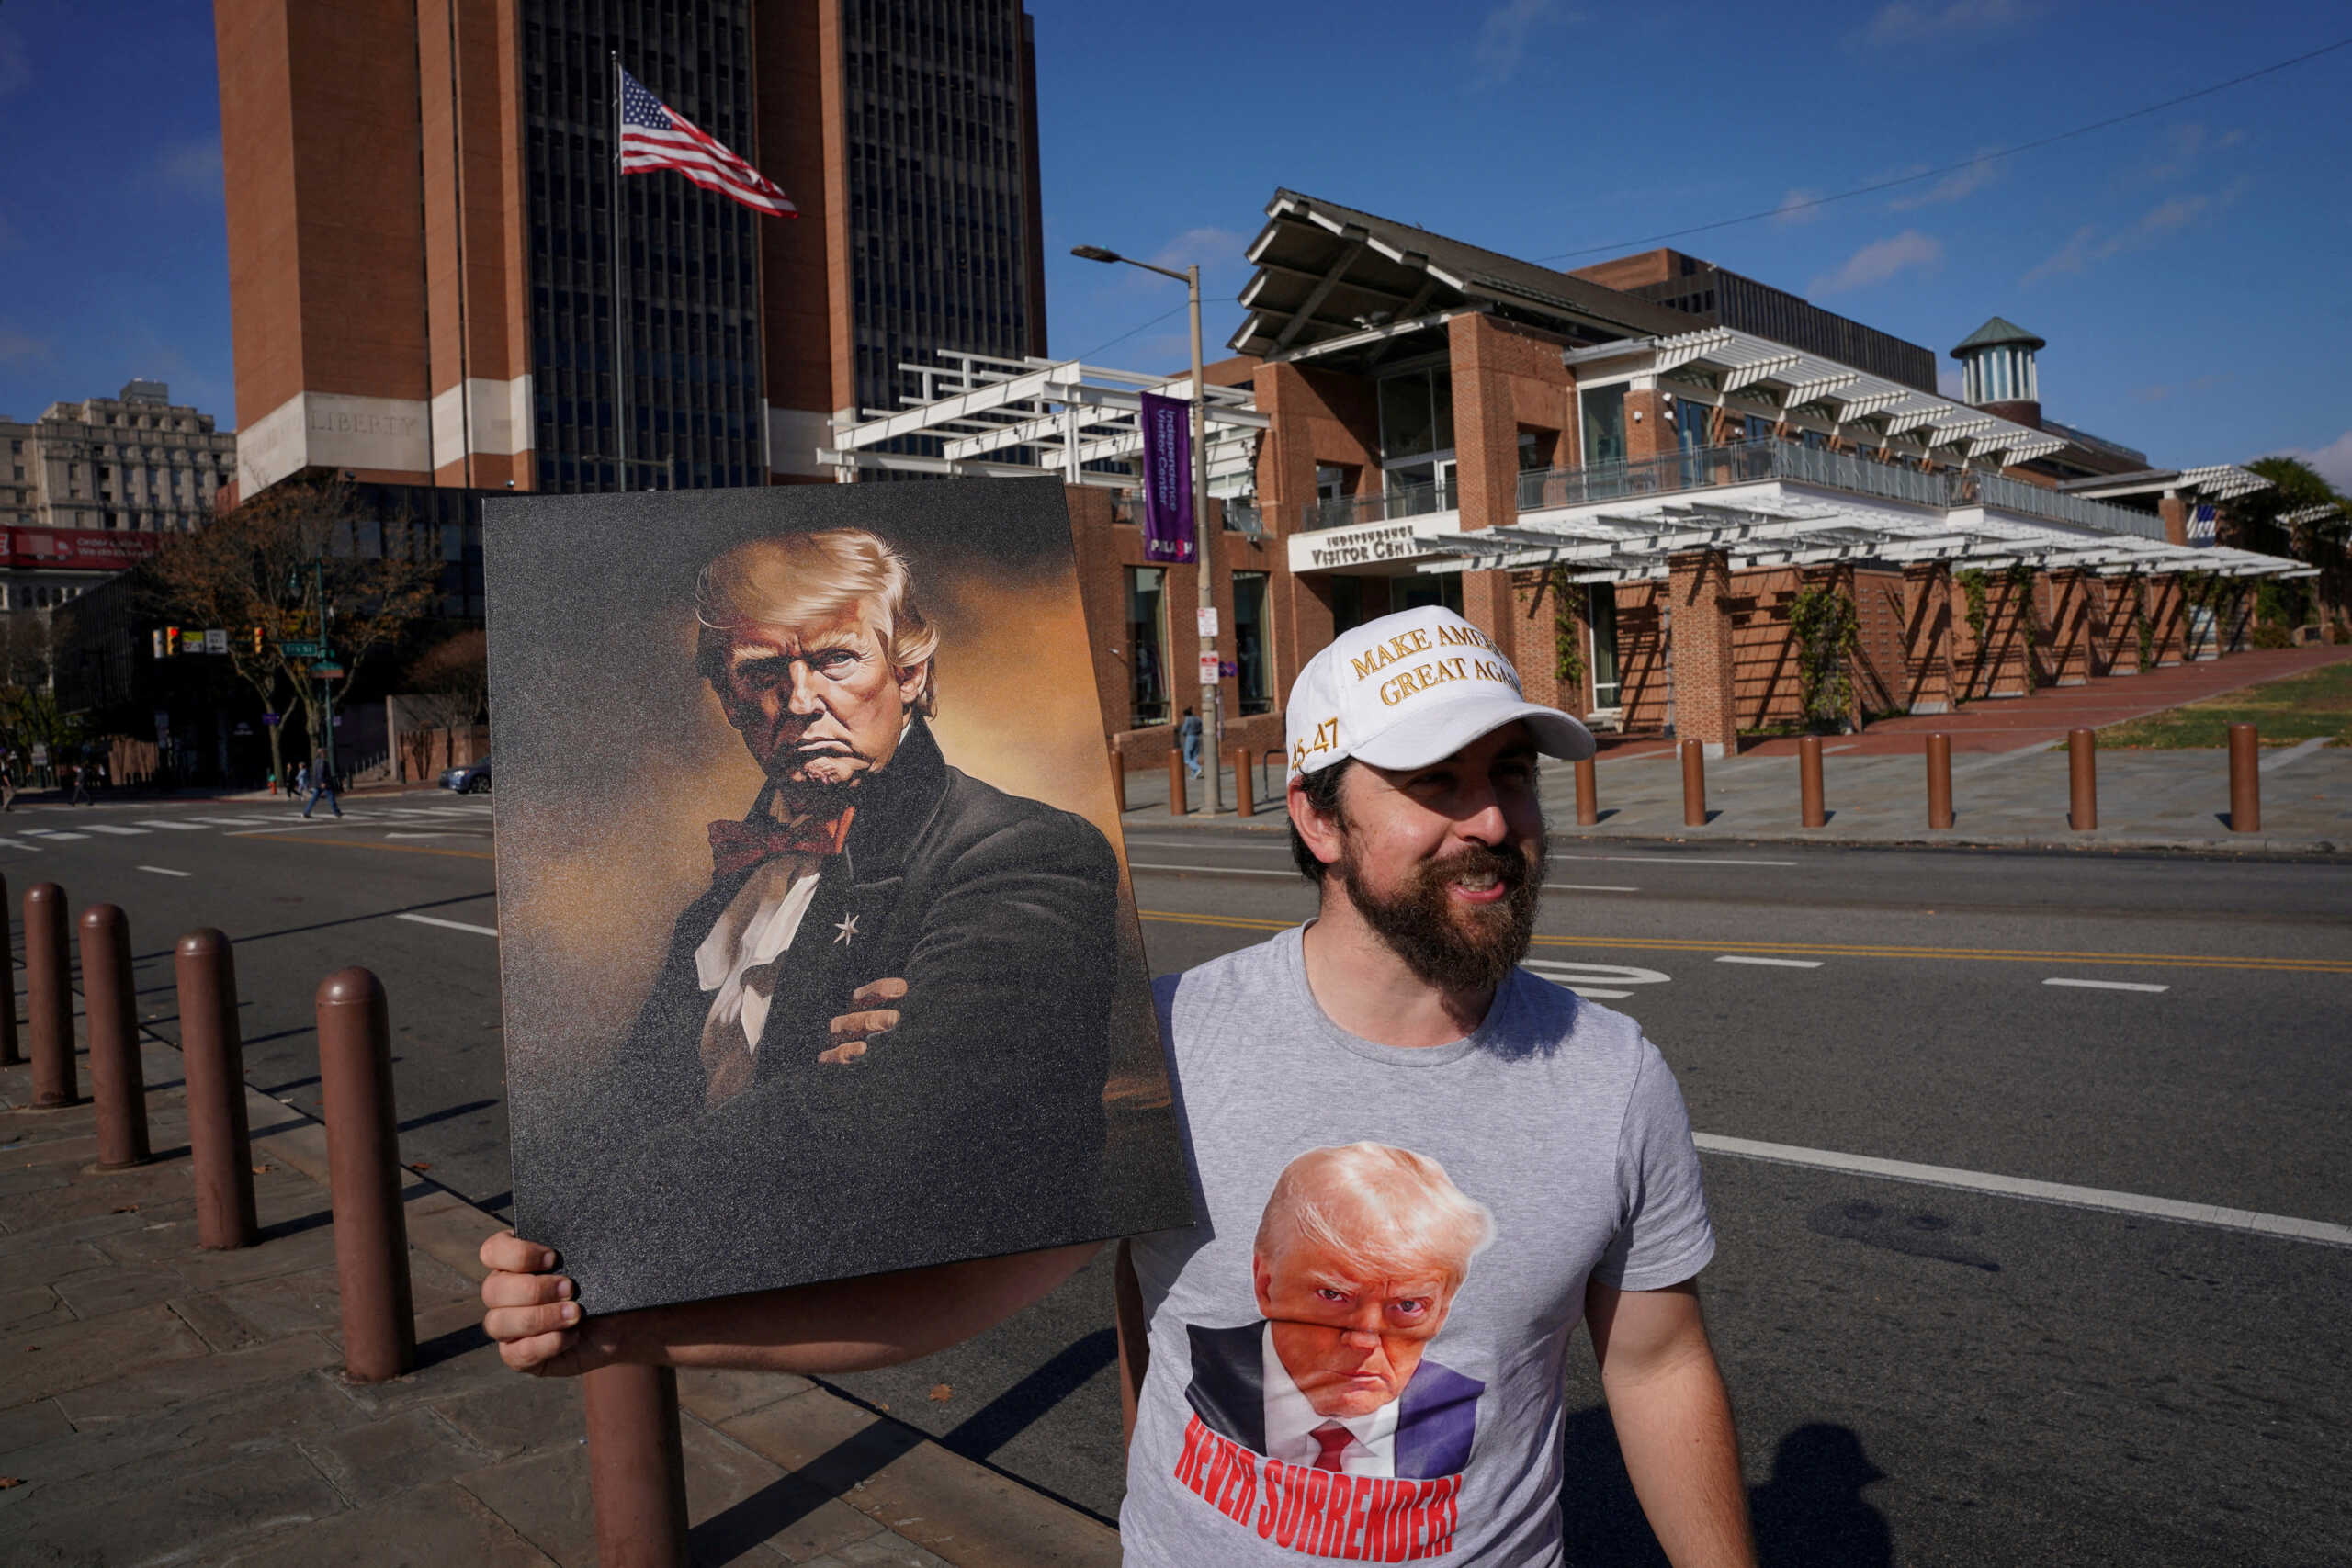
[6,790,2348,1565]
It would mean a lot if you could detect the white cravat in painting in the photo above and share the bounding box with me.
[695,852,825,1060]
[1259,1320,1400,1478]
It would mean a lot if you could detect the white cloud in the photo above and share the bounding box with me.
[153,135,223,197]
[1471,0,1566,84]
[2293,430,2352,491]
[1889,152,2001,210]
[1773,188,1823,226]
[1147,227,1246,276]
[0,324,50,365]
[2021,187,2233,285]
[1862,0,2026,45]
[1809,230,1943,296]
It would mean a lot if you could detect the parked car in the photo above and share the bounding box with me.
[438,756,492,794]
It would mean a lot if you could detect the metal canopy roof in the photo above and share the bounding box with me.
[1227,189,1694,363]
[1407,495,2315,584]
[2060,465,2275,503]
[820,352,1268,490]
[1605,326,2071,467]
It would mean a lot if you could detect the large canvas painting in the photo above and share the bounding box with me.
[484,479,1194,1314]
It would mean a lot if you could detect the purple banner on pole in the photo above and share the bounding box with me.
[1138,390,1194,564]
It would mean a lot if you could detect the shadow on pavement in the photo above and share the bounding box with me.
[1561,1407,1891,1567]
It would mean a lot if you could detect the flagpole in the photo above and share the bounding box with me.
[611,51,628,492]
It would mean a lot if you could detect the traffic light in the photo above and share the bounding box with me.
[251,626,264,655]
[164,626,180,657]
[152,629,165,659]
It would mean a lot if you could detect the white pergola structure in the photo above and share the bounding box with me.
[819,351,1268,499]
[1579,326,2074,468]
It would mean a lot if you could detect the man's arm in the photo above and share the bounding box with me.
[1585,1276,1756,1568]
[481,1230,1101,1378]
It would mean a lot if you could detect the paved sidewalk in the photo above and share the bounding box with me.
[1123,646,2350,853]
[1,1040,1118,1565]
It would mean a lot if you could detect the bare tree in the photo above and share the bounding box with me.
[402,628,488,779]
[146,473,441,785]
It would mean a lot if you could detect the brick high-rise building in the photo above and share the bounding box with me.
[215,0,1047,501]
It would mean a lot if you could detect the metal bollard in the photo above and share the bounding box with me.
[586,1363,691,1568]
[2228,723,2260,833]
[1798,736,1826,829]
[1679,740,1707,829]
[1926,734,1954,830]
[26,884,76,1108]
[1166,749,1187,817]
[79,906,150,1169]
[1574,756,1599,828]
[177,930,256,1249]
[0,873,16,1068]
[317,967,414,1382]
[1232,747,1253,818]
[2068,728,2098,831]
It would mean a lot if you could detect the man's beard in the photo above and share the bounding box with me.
[1337,828,1546,995]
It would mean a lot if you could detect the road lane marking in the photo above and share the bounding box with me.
[2043,977,2168,993]
[85,825,149,836]
[397,913,499,937]
[1553,854,1798,868]
[385,831,464,840]
[1693,1133,2352,1248]
[1545,884,1640,893]
[1137,909,2352,974]
[1129,863,1293,877]
[137,865,192,878]
[33,832,88,841]
[2258,736,2329,773]
[135,820,209,830]
[0,838,40,851]
[1716,955,1825,968]
[266,835,495,861]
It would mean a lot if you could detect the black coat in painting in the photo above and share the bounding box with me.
[549,716,1121,1312]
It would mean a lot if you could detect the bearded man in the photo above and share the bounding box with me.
[481,604,1757,1567]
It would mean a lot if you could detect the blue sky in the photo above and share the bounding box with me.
[3,1,2346,484]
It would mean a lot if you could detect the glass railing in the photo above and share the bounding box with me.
[1301,477,1458,532]
[1515,439,2167,541]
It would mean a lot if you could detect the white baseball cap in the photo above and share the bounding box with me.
[1283,605,1595,779]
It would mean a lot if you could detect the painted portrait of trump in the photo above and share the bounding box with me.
[487,481,1190,1315]
[1185,1144,1495,1480]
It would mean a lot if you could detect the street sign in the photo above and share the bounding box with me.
[261,713,280,726]
[313,662,346,679]
[204,628,228,655]
[278,639,328,659]
[1198,653,1220,682]
[1196,607,1218,637]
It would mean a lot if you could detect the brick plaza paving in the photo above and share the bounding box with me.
[1,1039,1118,1567]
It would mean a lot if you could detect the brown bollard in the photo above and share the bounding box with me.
[177,931,256,1249]
[1166,749,1187,817]
[317,967,414,1382]
[2068,728,2098,831]
[0,873,17,1068]
[1679,740,1707,829]
[26,884,76,1108]
[1798,736,1826,829]
[1574,755,1599,827]
[1926,734,1954,830]
[1232,748,1254,818]
[80,906,150,1168]
[2228,722,2261,833]
[587,1363,690,1568]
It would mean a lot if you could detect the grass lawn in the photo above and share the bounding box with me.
[2098,658,2352,748]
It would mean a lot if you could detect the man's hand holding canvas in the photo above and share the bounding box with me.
[820,976,906,1064]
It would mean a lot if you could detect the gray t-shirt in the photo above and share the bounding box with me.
[1121,926,1714,1566]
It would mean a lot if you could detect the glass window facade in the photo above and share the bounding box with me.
[1125,565,1169,728]
[1580,386,1625,466]
[1232,570,1271,716]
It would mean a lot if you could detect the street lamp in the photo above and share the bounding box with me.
[1071,243,1221,814]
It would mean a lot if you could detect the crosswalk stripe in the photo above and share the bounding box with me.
[39,832,87,840]
[137,820,209,830]
[0,838,40,851]
[85,825,150,836]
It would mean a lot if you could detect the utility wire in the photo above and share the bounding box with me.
[1533,34,2352,264]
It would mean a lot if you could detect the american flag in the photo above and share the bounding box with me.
[616,67,797,218]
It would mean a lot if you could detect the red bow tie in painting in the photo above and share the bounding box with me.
[707,807,857,879]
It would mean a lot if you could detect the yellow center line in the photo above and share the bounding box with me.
[251,834,497,862]
[1136,909,2352,976]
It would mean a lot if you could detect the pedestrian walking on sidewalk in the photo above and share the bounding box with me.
[0,754,16,813]
[292,761,310,802]
[1178,705,1203,779]
[478,604,1758,1568]
[302,754,343,818]
[68,763,91,806]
